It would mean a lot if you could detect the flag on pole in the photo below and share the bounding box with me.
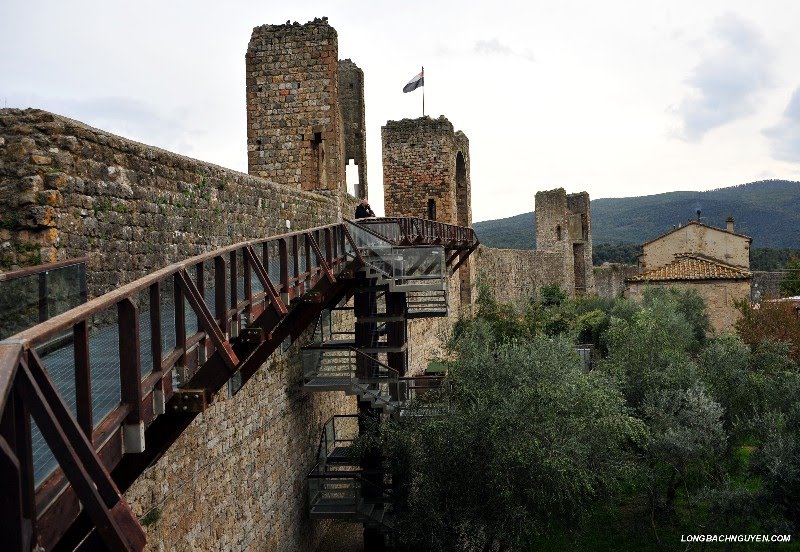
[403,68,424,93]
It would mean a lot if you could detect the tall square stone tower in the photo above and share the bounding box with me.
[246,18,366,197]
[534,188,594,294]
[381,116,470,226]
[338,59,367,198]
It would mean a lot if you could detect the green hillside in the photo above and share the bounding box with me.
[473,180,800,250]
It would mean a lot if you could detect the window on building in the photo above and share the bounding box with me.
[427,198,437,221]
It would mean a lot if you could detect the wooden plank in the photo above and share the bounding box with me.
[0,435,29,552]
[0,343,23,414]
[73,320,92,438]
[11,385,37,543]
[118,298,143,426]
[215,256,229,337]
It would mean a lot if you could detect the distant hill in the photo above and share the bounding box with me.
[473,180,800,250]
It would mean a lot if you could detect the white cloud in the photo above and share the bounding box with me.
[438,38,535,63]
[763,86,800,163]
[672,13,772,141]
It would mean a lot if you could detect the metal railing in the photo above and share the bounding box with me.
[345,221,447,292]
[315,414,359,468]
[357,217,478,248]
[0,222,357,551]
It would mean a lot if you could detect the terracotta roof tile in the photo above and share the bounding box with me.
[628,255,752,282]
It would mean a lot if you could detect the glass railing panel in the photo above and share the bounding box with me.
[356,220,402,243]
[0,261,87,340]
[88,308,121,425]
[391,246,446,287]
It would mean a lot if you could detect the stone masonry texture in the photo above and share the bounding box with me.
[246,18,348,195]
[338,59,367,198]
[0,108,353,297]
[381,115,470,226]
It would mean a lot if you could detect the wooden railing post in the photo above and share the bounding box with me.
[229,251,239,337]
[243,250,253,323]
[215,256,229,339]
[174,273,187,385]
[73,320,92,438]
[324,228,333,266]
[149,282,165,415]
[118,298,144,453]
[279,238,289,305]
[292,235,300,298]
[304,234,313,288]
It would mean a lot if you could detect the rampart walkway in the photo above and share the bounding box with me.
[0,217,477,551]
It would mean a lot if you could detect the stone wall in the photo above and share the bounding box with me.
[472,245,569,306]
[338,59,367,198]
[245,18,347,195]
[406,276,462,374]
[594,263,638,298]
[126,341,357,551]
[534,188,594,295]
[0,108,349,296]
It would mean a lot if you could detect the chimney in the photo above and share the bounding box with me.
[726,216,735,233]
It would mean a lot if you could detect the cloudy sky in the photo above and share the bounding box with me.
[2,0,799,222]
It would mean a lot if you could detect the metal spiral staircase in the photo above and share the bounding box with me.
[302,220,469,543]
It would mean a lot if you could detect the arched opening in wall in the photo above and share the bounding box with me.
[556,225,562,240]
[427,198,437,221]
[455,151,469,227]
[345,159,359,197]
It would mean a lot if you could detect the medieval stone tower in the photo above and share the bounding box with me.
[535,188,594,294]
[245,18,366,198]
[381,116,470,226]
[338,59,367,198]
[382,115,474,305]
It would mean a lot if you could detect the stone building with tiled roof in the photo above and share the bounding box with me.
[626,218,752,333]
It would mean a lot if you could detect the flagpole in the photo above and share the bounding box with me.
[422,66,425,117]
